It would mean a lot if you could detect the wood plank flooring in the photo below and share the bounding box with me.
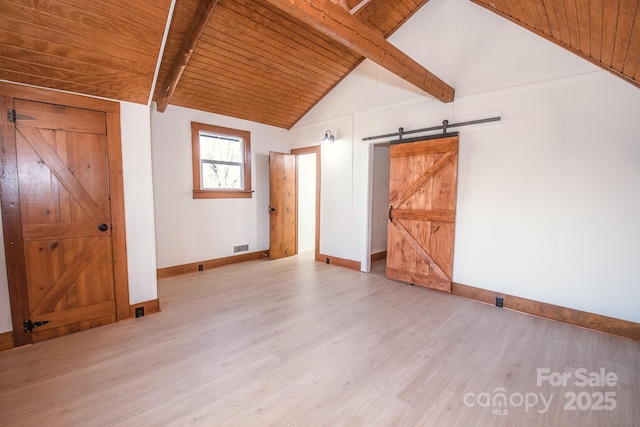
[1,252,638,426]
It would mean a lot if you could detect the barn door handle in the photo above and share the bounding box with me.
[388,206,393,222]
[98,223,109,232]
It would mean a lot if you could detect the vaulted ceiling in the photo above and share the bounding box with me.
[152,0,443,128]
[1,0,639,129]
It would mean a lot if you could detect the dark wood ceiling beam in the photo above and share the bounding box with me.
[156,0,219,112]
[262,0,455,102]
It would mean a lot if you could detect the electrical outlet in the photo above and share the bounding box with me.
[496,297,504,308]
[234,244,249,253]
[135,307,144,318]
[198,264,203,271]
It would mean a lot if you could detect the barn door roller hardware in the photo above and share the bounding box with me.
[363,116,501,143]
[24,319,49,332]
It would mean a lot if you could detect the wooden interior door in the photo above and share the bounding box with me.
[386,134,459,292]
[10,99,117,342]
[269,151,297,260]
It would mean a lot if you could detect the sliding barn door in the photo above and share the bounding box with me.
[386,134,459,292]
[269,151,297,260]
[10,99,117,342]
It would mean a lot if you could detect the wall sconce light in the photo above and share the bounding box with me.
[321,130,335,143]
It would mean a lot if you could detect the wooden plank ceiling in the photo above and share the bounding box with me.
[1,0,639,129]
[0,0,173,103]
[471,0,640,91]
[153,0,433,128]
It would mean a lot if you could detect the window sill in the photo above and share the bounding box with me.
[193,189,253,199]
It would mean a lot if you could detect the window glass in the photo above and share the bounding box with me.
[191,122,252,199]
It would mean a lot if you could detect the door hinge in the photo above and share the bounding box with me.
[7,109,36,123]
[24,319,49,332]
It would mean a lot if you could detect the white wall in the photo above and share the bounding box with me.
[290,0,640,323]
[289,116,355,259]
[370,145,390,255]
[150,104,289,268]
[0,100,159,334]
[298,153,316,251]
[120,102,159,304]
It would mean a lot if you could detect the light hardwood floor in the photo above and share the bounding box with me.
[1,252,638,426]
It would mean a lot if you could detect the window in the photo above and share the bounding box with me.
[191,122,252,199]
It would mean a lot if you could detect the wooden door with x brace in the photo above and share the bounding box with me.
[0,85,129,346]
[386,134,459,292]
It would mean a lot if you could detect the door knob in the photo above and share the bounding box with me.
[269,207,276,213]
[98,223,109,232]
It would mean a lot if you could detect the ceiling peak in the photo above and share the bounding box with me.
[263,0,454,103]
